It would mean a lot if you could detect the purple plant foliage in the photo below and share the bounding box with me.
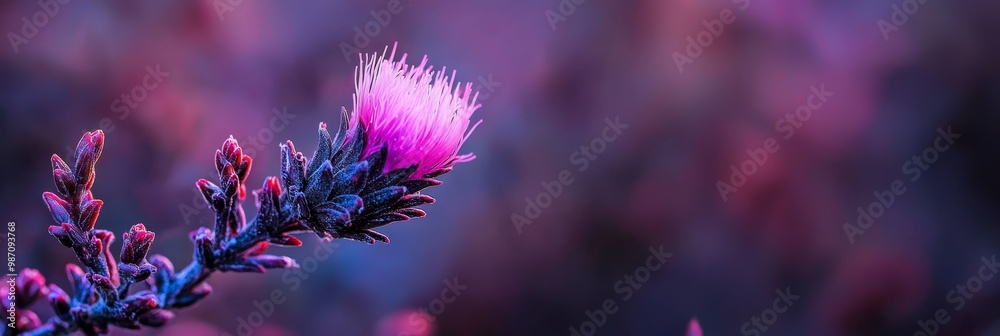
[7,46,481,336]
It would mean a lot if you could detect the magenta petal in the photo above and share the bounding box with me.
[349,43,483,179]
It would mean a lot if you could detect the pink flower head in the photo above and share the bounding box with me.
[350,43,482,179]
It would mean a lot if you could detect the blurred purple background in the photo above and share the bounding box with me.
[2,0,1000,335]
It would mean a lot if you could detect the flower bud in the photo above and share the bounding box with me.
[121,224,155,265]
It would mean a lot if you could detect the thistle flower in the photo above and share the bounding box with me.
[277,44,486,243]
[350,43,482,179]
[13,45,486,335]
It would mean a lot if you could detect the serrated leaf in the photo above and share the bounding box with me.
[361,186,406,214]
[307,123,334,175]
[359,212,409,229]
[305,161,334,204]
[363,164,417,195]
[399,179,441,193]
[397,194,435,208]
[330,161,369,196]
